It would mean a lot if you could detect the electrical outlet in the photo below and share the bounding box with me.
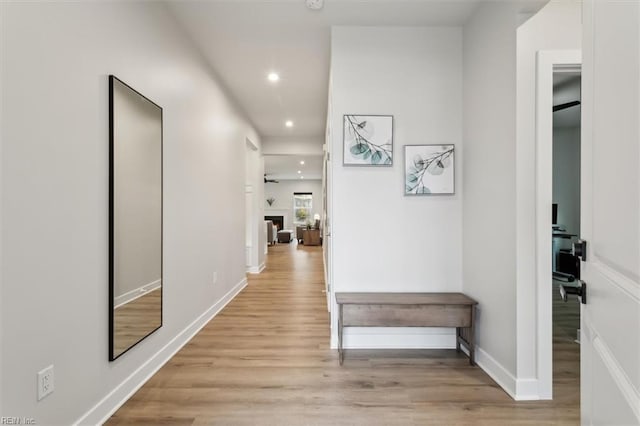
[37,365,54,401]
[213,271,218,284]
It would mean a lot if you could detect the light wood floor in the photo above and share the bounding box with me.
[552,280,581,343]
[107,242,579,425]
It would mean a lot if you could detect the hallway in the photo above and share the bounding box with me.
[107,243,579,425]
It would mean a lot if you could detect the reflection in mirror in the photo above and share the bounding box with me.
[109,75,163,361]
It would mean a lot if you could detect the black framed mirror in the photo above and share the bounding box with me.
[109,75,163,361]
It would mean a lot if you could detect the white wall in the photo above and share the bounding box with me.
[329,26,463,347]
[1,2,260,424]
[262,136,324,156]
[515,0,581,397]
[462,0,523,390]
[264,179,323,230]
[553,126,581,236]
[463,0,580,399]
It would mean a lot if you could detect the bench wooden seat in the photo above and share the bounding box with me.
[335,292,478,365]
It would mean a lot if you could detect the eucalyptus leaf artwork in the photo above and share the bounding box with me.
[404,144,455,195]
[343,115,393,166]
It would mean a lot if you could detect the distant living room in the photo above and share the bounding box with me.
[264,177,323,248]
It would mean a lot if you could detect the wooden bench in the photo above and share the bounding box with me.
[335,292,478,365]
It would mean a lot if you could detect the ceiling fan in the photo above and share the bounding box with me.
[264,174,279,183]
[553,100,581,112]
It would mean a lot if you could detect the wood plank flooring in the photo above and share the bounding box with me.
[107,242,579,425]
[552,280,581,343]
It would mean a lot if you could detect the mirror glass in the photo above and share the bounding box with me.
[109,75,162,361]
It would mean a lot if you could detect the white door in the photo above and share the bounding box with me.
[580,1,640,424]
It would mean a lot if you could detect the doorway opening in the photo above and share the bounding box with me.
[551,69,581,393]
[533,50,581,399]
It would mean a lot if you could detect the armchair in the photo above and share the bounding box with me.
[265,220,277,245]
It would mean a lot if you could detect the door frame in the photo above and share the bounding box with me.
[245,137,263,274]
[534,49,582,399]
[322,142,332,312]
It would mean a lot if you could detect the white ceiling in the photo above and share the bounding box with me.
[167,0,546,179]
[264,154,323,180]
[166,0,484,139]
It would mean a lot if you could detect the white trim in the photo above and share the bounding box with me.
[475,346,542,401]
[246,262,265,274]
[533,49,582,400]
[330,327,456,349]
[516,378,541,401]
[74,278,248,426]
[114,280,161,309]
[592,331,640,422]
[474,346,516,399]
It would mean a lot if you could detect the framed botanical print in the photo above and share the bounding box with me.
[404,144,455,195]
[343,115,393,166]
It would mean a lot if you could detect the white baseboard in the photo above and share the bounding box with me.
[474,346,540,401]
[74,277,248,426]
[474,346,516,399]
[246,262,265,274]
[114,279,161,309]
[330,327,457,349]
[515,378,541,400]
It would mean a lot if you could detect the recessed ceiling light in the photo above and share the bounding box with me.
[300,176,304,179]
[267,72,279,82]
[297,170,301,174]
[285,120,294,128]
[300,160,305,165]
